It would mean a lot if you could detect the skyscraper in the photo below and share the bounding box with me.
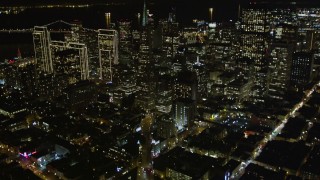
[33,26,53,73]
[267,43,292,99]
[173,98,194,131]
[50,41,89,84]
[173,70,197,102]
[142,0,148,27]
[118,21,132,65]
[98,29,119,82]
[105,12,111,29]
[240,8,267,70]
[161,11,179,58]
[290,52,314,87]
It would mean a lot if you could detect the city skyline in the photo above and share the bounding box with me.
[0,0,320,179]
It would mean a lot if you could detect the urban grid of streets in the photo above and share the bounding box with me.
[231,81,320,179]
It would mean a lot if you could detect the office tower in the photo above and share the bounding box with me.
[193,56,208,99]
[173,70,197,102]
[37,74,56,98]
[156,114,176,139]
[105,12,111,28]
[172,70,197,131]
[98,29,119,82]
[225,78,253,103]
[68,42,89,81]
[155,73,173,113]
[142,0,148,27]
[50,41,89,84]
[296,9,320,52]
[236,57,254,77]
[239,6,293,102]
[118,21,132,65]
[137,31,151,91]
[240,8,267,71]
[16,62,37,97]
[137,9,156,92]
[72,24,98,79]
[160,12,179,58]
[50,41,68,54]
[173,98,194,131]
[62,80,97,111]
[290,52,314,87]
[251,58,268,102]
[312,31,320,80]
[267,43,292,99]
[207,22,239,70]
[33,26,53,73]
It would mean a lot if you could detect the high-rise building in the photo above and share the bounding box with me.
[137,31,151,91]
[240,8,268,70]
[50,41,68,54]
[136,8,157,92]
[225,78,253,103]
[105,12,111,28]
[142,0,148,27]
[155,74,173,113]
[290,52,314,87]
[173,98,194,131]
[173,70,197,102]
[267,43,292,99]
[156,114,176,139]
[193,56,208,99]
[118,21,132,65]
[33,26,53,73]
[98,29,119,82]
[61,80,97,111]
[50,41,89,84]
[207,22,239,70]
[160,16,179,58]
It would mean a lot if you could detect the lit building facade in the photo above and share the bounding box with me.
[50,41,89,84]
[208,22,239,70]
[161,20,179,58]
[267,43,292,99]
[118,21,132,65]
[173,98,194,131]
[290,52,314,87]
[156,115,176,139]
[173,70,197,102]
[240,8,267,71]
[98,29,119,82]
[105,12,111,28]
[33,26,53,73]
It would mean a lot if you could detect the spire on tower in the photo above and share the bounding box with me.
[142,0,148,27]
[17,48,22,60]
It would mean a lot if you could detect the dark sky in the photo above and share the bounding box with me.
[0,0,240,6]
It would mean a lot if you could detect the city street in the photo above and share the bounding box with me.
[231,81,320,179]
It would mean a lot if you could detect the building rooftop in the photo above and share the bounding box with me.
[154,146,223,179]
